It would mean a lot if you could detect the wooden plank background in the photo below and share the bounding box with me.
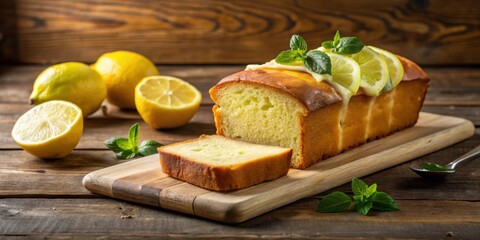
[1,0,479,65]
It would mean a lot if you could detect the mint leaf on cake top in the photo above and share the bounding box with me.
[275,34,331,75]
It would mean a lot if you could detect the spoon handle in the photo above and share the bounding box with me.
[446,144,480,169]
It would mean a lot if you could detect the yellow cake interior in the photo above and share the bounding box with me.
[213,83,306,167]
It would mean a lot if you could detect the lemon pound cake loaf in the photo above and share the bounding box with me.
[158,135,292,191]
[209,34,429,169]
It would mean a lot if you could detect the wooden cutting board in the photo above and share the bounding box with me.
[83,113,474,223]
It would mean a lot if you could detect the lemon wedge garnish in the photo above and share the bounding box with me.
[135,76,202,129]
[11,100,83,159]
[350,46,389,96]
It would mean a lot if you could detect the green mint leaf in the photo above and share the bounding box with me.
[104,137,123,153]
[352,177,368,196]
[354,196,373,215]
[372,192,399,211]
[315,178,399,215]
[353,194,366,203]
[290,34,307,51]
[115,138,132,151]
[420,162,452,172]
[106,123,163,160]
[139,140,163,149]
[317,191,352,213]
[116,150,137,160]
[381,77,394,93]
[336,37,364,54]
[365,183,377,198]
[128,123,139,147]
[138,140,163,156]
[275,50,304,65]
[333,30,341,46]
[322,40,334,49]
[303,50,331,75]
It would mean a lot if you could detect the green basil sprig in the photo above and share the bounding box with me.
[275,34,331,75]
[322,31,365,54]
[105,123,163,159]
[317,177,399,215]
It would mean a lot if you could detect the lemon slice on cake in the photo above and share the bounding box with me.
[326,52,361,94]
[369,46,404,88]
[350,46,389,96]
[135,76,202,129]
[11,100,83,159]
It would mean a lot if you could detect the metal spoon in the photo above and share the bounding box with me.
[410,144,480,178]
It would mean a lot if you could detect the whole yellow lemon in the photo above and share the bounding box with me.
[30,62,106,117]
[92,51,159,109]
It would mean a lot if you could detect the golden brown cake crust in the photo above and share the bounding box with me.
[212,69,342,111]
[397,56,429,81]
[158,136,292,191]
[210,56,429,112]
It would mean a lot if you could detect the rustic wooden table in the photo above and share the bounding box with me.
[1,65,479,239]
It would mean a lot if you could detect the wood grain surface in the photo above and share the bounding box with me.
[82,113,474,223]
[2,134,479,200]
[1,0,479,65]
[1,198,478,239]
[1,64,479,238]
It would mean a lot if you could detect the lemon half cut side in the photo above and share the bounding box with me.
[11,100,83,159]
[135,76,202,129]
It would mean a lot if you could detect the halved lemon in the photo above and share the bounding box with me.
[11,100,83,158]
[324,52,361,94]
[135,76,202,129]
[350,46,389,96]
[369,46,404,88]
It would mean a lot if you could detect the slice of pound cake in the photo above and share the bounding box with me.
[158,135,292,191]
